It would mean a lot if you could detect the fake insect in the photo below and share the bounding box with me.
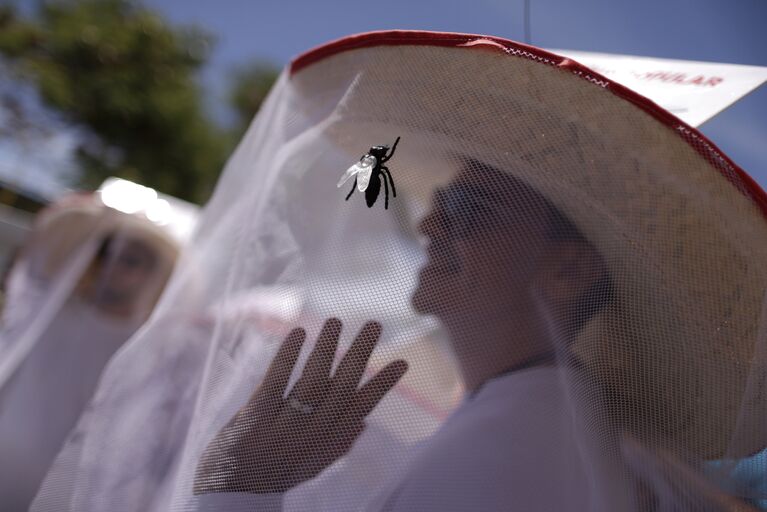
[337,137,399,209]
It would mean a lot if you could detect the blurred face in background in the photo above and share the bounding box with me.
[80,235,160,319]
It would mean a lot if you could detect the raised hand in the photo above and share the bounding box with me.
[194,318,408,494]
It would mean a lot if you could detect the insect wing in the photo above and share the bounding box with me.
[337,162,362,188]
[356,155,376,192]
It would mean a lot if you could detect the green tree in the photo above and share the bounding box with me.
[0,0,227,203]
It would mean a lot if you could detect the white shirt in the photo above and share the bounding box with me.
[198,366,628,511]
[0,299,137,511]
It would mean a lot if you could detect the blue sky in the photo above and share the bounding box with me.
[9,0,767,191]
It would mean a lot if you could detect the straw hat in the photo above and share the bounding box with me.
[26,193,179,290]
[289,31,767,459]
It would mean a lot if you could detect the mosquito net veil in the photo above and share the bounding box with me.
[0,192,179,510]
[32,31,767,511]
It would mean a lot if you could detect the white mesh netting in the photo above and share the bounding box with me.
[26,32,767,511]
[0,194,179,510]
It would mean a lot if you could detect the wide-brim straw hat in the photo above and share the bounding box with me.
[26,193,179,284]
[288,31,767,459]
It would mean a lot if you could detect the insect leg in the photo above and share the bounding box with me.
[345,177,357,201]
[381,170,390,209]
[381,166,396,197]
[381,136,400,163]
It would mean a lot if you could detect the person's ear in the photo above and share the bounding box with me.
[535,239,606,309]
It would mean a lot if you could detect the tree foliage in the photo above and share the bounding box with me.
[0,0,227,203]
[228,61,279,139]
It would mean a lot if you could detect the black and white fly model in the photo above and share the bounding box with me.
[337,137,399,209]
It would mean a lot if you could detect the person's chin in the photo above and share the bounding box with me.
[411,265,451,314]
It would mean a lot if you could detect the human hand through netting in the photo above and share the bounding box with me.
[194,318,408,494]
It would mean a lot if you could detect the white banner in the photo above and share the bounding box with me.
[550,49,767,127]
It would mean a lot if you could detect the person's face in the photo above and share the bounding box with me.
[411,168,553,336]
[94,237,159,310]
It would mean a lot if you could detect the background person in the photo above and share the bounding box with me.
[0,193,179,511]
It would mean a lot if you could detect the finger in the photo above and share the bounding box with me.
[289,318,342,399]
[353,360,408,417]
[309,322,382,432]
[256,327,306,401]
[331,321,382,394]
